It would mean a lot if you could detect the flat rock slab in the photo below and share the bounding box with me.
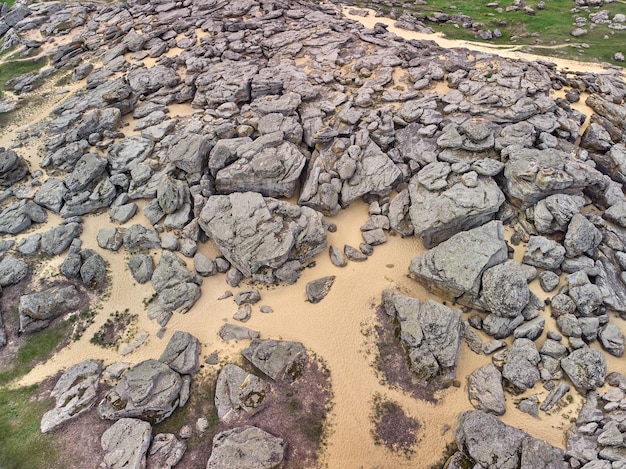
[242,339,307,382]
[101,418,152,469]
[206,426,287,469]
[98,359,183,424]
[409,220,508,303]
[41,359,102,433]
[215,364,269,423]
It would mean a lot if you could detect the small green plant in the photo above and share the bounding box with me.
[90,309,137,348]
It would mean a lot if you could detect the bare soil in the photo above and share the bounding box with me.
[371,394,420,456]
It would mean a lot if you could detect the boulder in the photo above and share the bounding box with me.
[19,285,81,334]
[455,410,564,469]
[64,152,107,192]
[242,339,307,382]
[468,364,506,416]
[168,134,211,174]
[101,418,152,469]
[522,236,565,270]
[147,433,186,469]
[0,149,28,188]
[159,331,200,375]
[409,220,508,303]
[214,364,269,423]
[41,222,82,256]
[408,174,504,248]
[0,200,47,235]
[563,213,602,258]
[532,194,586,234]
[199,192,326,278]
[219,324,260,341]
[97,227,124,251]
[34,178,67,214]
[598,322,625,357]
[385,294,463,382]
[98,359,183,424]
[128,254,153,284]
[480,261,530,318]
[80,249,108,287]
[108,136,154,173]
[561,348,606,391]
[123,224,161,250]
[0,255,29,287]
[41,359,102,433]
[206,426,286,469]
[306,276,336,303]
[502,338,541,392]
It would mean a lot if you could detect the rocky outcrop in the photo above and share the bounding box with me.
[242,339,307,382]
[41,360,102,433]
[19,285,81,334]
[206,426,287,469]
[199,192,326,279]
[158,331,200,375]
[101,418,152,469]
[214,364,269,423]
[98,359,183,424]
[384,293,463,382]
[409,220,508,305]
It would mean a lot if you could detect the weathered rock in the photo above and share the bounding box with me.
[215,364,269,423]
[409,173,504,248]
[147,433,186,469]
[481,261,530,318]
[128,253,153,284]
[108,136,154,173]
[385,294,463,382]
[329,245,347,267]
[101,418,152,469]
[561,348,606,391]
[123,224,161,250]
[522,236,565,270]
[0,255,29,287]
[468,364,506,415]
[193,253,216,277]
[64,152,107,192]
[502,338,541,392]
[0,200,47,235]
[388,188,414,236]
[80,250,108,287]
[159,331,200,375]
[219,324,260,342]
[540,382,570,412]
[41,359,102,433]
[234,290,261,305]
[19,285,80,334]
[206,426,286,469]
[410,220,508,303]
[0,149,28,188]
[598,322,624,357]
[199,192,326,278]
[306,276,335,303]
[532,194,586,234]
[97,227,124,251]
[242,339,307,382]
[564,213,602,258]
[168,134,211,174]
[41,222,82,256]
[34,178,67,214]
[98,359,183,424]
[455,410,564,469]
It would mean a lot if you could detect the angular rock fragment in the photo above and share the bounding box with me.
[306,276,335,303]
[242,339,307,382]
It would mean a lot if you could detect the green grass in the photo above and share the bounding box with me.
[0,323,68,386]
[0,385,58,469]
[0,57,48,94]
[357,0,626,64]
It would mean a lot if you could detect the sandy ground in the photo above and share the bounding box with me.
[0,10,624,469]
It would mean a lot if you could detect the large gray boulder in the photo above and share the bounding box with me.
[64,152,107,192]
[123,224,161,250]
[384,294,463,382]
[147,433,186,469]
[127,65,180,95]
[532,194,586,234]
[561,348,606,391]
[564,213,602,258]
[0,200,47,235]
[242,339,307,382]
[502,338,541,392]
[522,235,566,270]
[41,222,82,256]
[158,331,200,375]
[98,359,183,424]
[199,192,326,278]
[468,364,506,416]
[19,285,81,334]
[215,364,270,423]
[0,149,28,188]
[215,138,306,198]
[408,172,504,248]
[34,178,68,214]
[107,136,154,173]
[0,255,29,286]
[409,220,508,304]
[305,276,335,303]
[41,359,102,433]
[127,253,153,284]
[501,146,603,208]
[168,134,211,174]
[101,418,152,469]
[206,426,287,469]
[480,261,530,318]
[455,410,565,469]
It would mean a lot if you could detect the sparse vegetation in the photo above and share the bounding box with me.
[90,309,137,348]
[370,393,419,457]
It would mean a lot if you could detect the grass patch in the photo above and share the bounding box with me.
[0,324,68,386]
[0,57,48,94]
[90,309,137,349]
[0,384,59,469]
